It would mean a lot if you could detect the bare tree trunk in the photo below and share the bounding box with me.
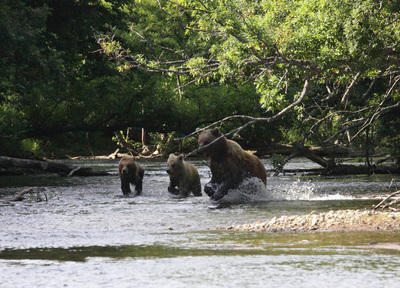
[365,127,372,176]
[141,128,147,147]
[291,142,334,169]
[0,156,109,176]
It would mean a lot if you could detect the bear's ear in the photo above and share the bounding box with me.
[178,154,184,161]
[211,127,221,136]
[131,156,136,161]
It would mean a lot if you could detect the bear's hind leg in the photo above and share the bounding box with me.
[192,183,202,197]
[178,187,189,198]
[134,179,143,196]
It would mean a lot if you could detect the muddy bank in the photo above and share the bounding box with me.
[228,209,400,232]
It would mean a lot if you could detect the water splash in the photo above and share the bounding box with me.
[270,178,352,201]
[272,179,316,201]
[215,177,269,206]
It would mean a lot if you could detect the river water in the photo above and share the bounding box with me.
[0,158,399,287]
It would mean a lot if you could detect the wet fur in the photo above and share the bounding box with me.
[198,128,267,201]
[118,156,145,196]
[167,154,202,197]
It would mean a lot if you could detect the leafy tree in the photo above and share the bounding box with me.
[0,0,146,156]
[97,0,400,163]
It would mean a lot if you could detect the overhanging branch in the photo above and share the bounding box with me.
[182,78,310,157]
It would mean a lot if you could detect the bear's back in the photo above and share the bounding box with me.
[226,140,267,185]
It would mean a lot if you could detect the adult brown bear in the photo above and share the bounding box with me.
[198,127,267,201]
[166,154,202,198]
[118,156,144,196]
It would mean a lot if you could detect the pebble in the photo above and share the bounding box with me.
[229,209,400,232]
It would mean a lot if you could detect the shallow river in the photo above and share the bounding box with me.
[0,158,399,287]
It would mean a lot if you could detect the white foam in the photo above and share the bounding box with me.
[216,177,269,206]
[269,178,353,201]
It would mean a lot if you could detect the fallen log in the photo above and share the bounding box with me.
[275,142,400,176]
[12,188,35,201]
[0,156,110,176]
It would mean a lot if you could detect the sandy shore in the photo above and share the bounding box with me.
[228,209,400,232]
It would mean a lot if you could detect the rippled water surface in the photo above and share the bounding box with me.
[0,158,399,287]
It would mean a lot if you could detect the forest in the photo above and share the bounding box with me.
[1,0,400,174]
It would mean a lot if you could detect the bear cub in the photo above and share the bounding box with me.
[198,127,267,201]
[166,154,202,198]
[118,155,145,196]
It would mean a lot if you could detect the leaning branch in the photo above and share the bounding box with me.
[182,78,310,157]
[351,76,400,142]
[373,190,400,211]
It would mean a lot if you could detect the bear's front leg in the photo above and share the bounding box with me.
[210,181,232,201]
[204,182,216,197]
[204,182,227,198]
[120,178,132,196]
[168,181,180,195]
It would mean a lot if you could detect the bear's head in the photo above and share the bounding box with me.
[166,154,184,176]
[119,156,137,177]
[198,127,227,157]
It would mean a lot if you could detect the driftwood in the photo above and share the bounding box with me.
[373,190,400,211]
[107,148,120,159]
[0,156,110,176]
[12,187,34,201]
[11,187,48,202]
[275,143,400,176]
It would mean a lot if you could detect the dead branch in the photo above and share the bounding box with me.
[67,166,82,177]
[341,71,361,106]
[107,148,120,159]
[351,76,400,142]
[12,188,35,201]
[373,190,400,210]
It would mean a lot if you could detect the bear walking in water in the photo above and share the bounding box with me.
[118,156,145,196]
[166,154,202,198]
[198,127,267,201]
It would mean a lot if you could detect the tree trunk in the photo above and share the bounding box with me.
[0,156,110,176]
[291,142,335,169]
[277,142,400,176]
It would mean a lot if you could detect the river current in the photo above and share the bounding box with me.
[0,158,399,287]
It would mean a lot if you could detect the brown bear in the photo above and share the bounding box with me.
[198,127,267,201]
[166,154,202,198]
[118,155,145,196]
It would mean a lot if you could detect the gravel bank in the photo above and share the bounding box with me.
[228,209,400,232]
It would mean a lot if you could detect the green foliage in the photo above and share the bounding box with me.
[2,0,400,160]
[271,154,286,173]
[376,112,400,162]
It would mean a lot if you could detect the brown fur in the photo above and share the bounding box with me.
[166,154,202,197]
[198,127,267,200]
[118,156,145,196]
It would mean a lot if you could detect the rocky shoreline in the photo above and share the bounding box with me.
[228,209,400,232]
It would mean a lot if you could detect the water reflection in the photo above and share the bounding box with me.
[0,158,399,287]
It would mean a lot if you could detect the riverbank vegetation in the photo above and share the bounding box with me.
[1,0,400,175]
